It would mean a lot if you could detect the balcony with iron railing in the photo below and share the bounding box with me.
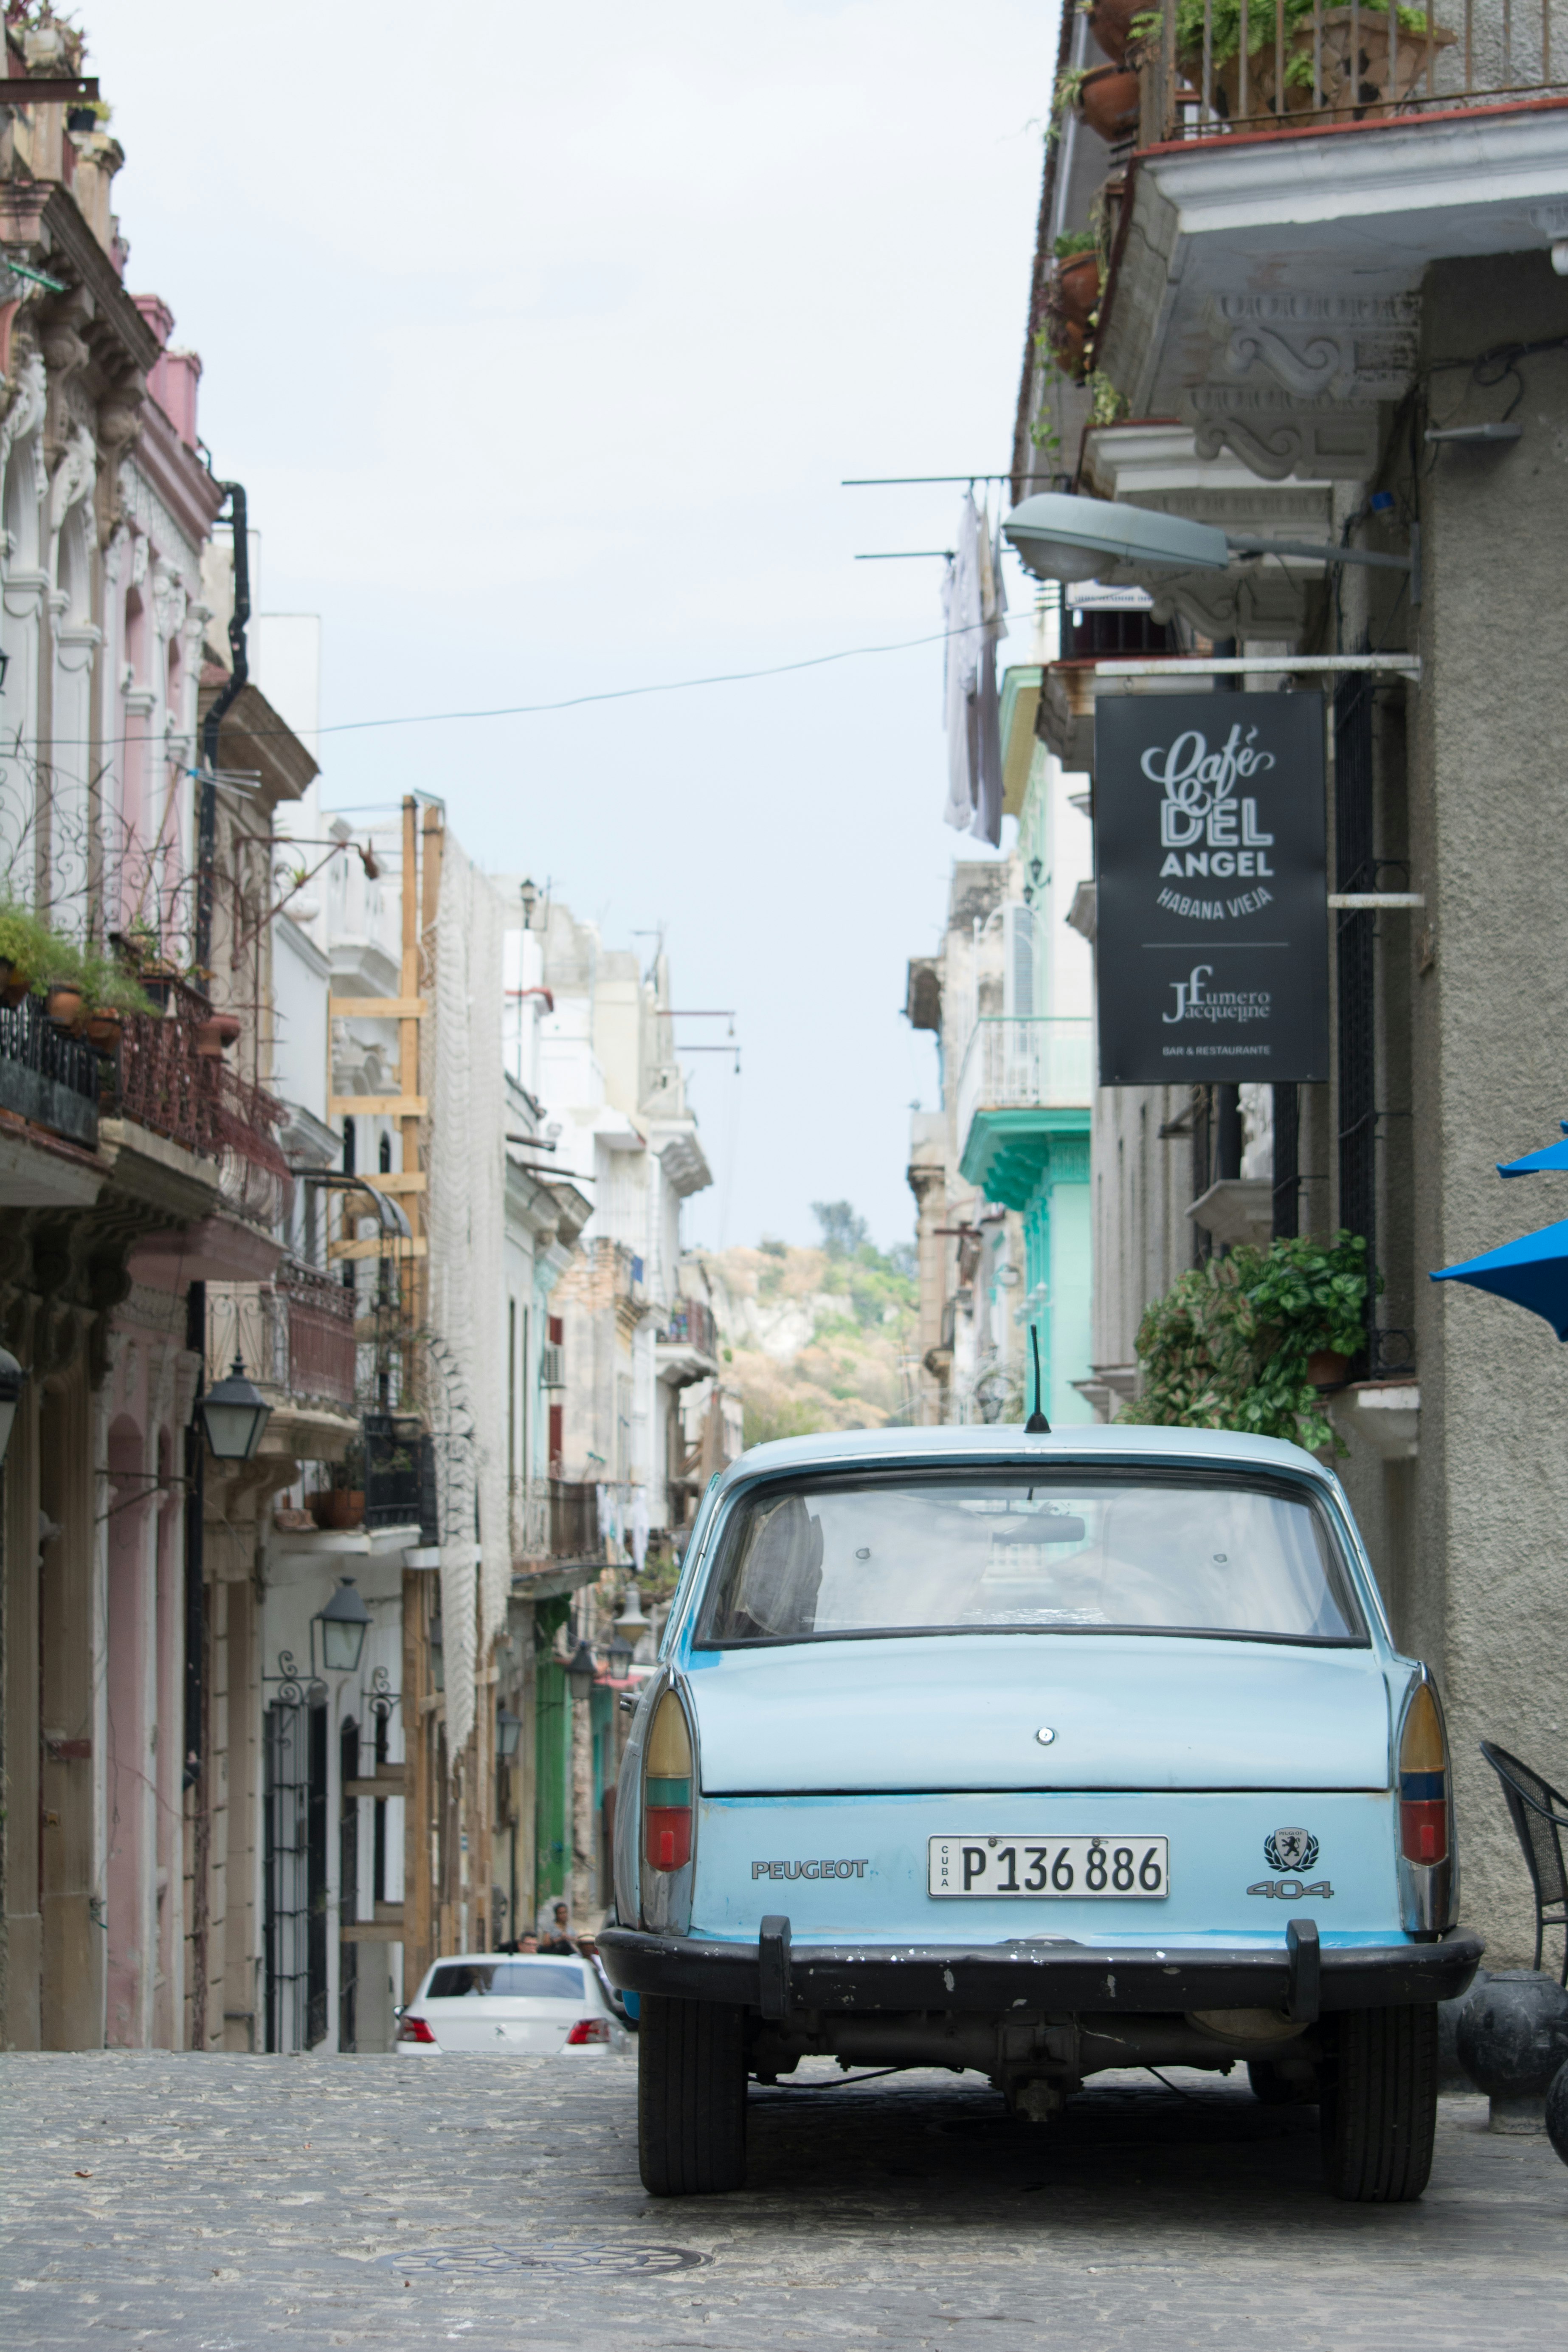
[956,1017,1093,1143]
[955,1016,1094,1212]
[1134,0,1567,142]
[210,1259,358,1422]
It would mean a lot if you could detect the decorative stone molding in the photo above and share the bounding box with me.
[1184,383,1379,482]
[1210,291,1420,405]
[49,420,96,533]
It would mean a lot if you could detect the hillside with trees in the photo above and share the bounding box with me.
[697,1202,918,1446]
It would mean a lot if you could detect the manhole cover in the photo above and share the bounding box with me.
[380,2244,710,2278]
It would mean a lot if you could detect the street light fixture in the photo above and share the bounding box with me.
[1003,490,1417,594]
[607,1630,633,1678]
[615,1582,648,1634]
[520,877,540,929]
[196,1358,271,1461]
[316,1577,371,1674]
[565,1638,598,1704]
[0,1344,26,1464]
[496,1704,522,1758]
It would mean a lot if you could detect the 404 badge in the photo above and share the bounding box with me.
[1249,1823,1331,1902]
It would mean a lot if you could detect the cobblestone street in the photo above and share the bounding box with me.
[3,2053,1565,2349]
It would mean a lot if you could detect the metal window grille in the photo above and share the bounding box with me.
[1335,676,1377,1355]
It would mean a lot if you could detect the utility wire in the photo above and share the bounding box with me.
[19,610,1027,756]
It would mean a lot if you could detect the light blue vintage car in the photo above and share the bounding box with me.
[602,1425,1481,2202]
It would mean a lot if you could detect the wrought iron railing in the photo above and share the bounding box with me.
[660,1299,716,1358]
[955,1016,1094,1149]
[0,994,99,1146]
[208,1258,357,1411]
[363,1412,435,1534]
[549,1478,600,1561]
[115,1001,290,1204]
[509,1475,552,1560]
[1141,0,1568,139]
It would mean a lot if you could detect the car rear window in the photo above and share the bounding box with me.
[695,1472,1366,1647]
[425,1961,586,2000]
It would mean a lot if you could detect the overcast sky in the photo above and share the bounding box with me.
[85,0,1054,1253]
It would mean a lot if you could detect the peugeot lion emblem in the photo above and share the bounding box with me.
[1264,1826,1320,1872]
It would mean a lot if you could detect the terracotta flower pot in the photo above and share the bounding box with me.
[1078,63,1142,140]
[310,1488,364,1531]
[85,1011,124,1051]
[1087,0,1146,65]
[1307,1349,1352,1390]
[1191,9,1454,121]
[1057,250,1102,330]
[195,1011,242,1058]
[45,980,84,1029]
[0,957,22,1009]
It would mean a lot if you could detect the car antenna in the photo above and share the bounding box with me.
[1026,1327,1050,1434]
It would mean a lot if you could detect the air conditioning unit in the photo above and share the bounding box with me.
[540,1344,565,1390]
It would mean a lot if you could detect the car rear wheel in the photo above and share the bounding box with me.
[1319,2004,1437,2203]
[637,1994,748,2196]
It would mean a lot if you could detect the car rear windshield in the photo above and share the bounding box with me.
[694,1472,1366,1647]
[425,1961,586,2000]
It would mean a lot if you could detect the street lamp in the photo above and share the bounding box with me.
[520,877,540,929]
[496,1704,521,1759]
[565,1638,598,1705]
[0,1344,26,1464]
[316,1577,371,1674]
[196,1358,271,1461]
[607,1630,633,1678]
[616,1581,648,1634]
[1003,490,1416,591]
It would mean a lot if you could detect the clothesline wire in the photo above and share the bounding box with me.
[13,609,1034,760]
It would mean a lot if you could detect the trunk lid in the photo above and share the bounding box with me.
[688,1633,1391,1793]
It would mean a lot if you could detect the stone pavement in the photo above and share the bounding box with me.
[2,2052,1565,2350]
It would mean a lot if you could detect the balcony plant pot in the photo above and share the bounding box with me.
[1043,250,1101,378]
[194,1010,242,1058]
[1077,62,1142,139]
[1194,8,1454,121]
[310,1487,364,1531]
[1307,1349,1352,1390]
[1087,0,1147,65]
[44,979,84,1030]
[85,1010,124,1051]
[0,957,22,1008]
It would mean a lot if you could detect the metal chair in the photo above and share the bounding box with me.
[1479,1741,1568,1985]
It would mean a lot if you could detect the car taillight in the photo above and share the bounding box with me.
[644,1690,693,1873]
[1399,1679,1449,1865]
[396,2014,436,2044]
[566,2016,611,2045]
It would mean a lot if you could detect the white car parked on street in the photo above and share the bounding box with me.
[395,1953,631,2055]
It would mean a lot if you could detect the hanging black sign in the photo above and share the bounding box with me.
[1093,691,1328,1087]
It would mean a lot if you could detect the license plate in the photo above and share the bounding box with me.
[928,1835,1169,1898]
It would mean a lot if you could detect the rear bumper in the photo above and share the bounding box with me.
[599,1921,1483,2017]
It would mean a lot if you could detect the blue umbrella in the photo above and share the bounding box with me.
[1431,1218,1568,1341]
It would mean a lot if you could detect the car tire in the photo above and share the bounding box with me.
[1319,2004,1437,2203]
[637,1994,748,2196]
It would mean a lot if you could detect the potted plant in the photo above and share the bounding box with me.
[0,900,49,1008]
[1043,233,1101,378]
[311,1439,366,1530]
[1085,0,1149,63]
[1076,60,1143,138]
[194,1009,242,1058]
[77,950,157,1051]
[1173,0,1451,118]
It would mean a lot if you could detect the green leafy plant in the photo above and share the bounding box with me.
[1174,0,1434,81]
[1053,230,1098,259]
[1051,65,1092,124]
[1122,1231,1374,1453]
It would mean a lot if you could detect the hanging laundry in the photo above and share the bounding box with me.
[942,493,985,832]
[970,502,1005,849]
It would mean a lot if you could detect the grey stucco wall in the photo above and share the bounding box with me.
[1408,250,1568,1967]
